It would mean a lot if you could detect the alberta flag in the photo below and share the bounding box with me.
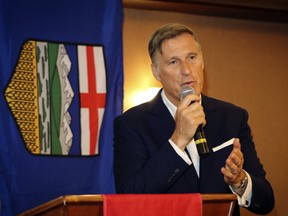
[0,0,123,215]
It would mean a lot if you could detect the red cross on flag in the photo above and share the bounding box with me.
[78,45,106,155]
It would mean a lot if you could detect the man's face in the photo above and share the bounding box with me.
[151,33,204,106]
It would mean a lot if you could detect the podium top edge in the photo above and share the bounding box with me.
[18,193,237,216]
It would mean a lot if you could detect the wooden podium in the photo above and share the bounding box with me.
[18,194,236,216]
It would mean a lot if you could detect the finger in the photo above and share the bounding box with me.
[225,159,240,176]
[222,163,242,183]
[230,139,244,165]
[221,167,235,181]
[179,94,200,107]
[233,138,241,150]
[230,152,243,167]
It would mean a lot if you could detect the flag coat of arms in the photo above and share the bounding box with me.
[0,0,123,215]
[5,40,107,156]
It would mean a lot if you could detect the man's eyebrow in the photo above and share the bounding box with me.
[188,51,198,55]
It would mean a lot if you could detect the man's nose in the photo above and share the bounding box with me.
[181,60,192,75]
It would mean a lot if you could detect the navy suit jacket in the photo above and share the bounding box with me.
[113,90,274,215]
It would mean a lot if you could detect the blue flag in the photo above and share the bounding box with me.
[0,0,123,215]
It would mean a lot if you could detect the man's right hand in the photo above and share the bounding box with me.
[170,94,206,151]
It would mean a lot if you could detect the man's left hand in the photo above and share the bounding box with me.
[221,138,245,188]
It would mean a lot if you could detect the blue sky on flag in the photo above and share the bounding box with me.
[0,0,123,215]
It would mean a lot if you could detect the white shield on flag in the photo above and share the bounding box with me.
[78,45,106,155]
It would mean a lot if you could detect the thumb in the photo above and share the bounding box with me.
[233,138,241,150]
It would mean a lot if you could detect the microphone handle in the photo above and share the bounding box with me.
[194,125,210,156]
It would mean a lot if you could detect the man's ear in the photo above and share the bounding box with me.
[151,63,161,82]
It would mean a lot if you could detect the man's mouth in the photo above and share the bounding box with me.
[181,81,194,86]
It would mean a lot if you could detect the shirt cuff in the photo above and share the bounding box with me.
[230,170,252,207]
[169,139,192,165]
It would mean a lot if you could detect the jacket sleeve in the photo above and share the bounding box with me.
[113,115,190,193]
[238,109,275,214]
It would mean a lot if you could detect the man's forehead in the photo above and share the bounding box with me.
[159,40,200,57]
[161,34,198,50]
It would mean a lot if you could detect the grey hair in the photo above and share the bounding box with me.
[148,23,201,63]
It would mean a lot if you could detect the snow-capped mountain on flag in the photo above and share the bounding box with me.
[5,40,106,156]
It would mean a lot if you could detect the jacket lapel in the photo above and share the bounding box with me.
[199,95,230,192]
[145,89,175,141]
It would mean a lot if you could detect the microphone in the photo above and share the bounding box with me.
[179,86,210,157]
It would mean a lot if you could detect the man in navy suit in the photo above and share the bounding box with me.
[113,23,274,215]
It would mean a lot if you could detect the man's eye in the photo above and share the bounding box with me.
[168,60,176,65]
[189,55,197,60]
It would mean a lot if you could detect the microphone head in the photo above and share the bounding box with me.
[179,86,195,101]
